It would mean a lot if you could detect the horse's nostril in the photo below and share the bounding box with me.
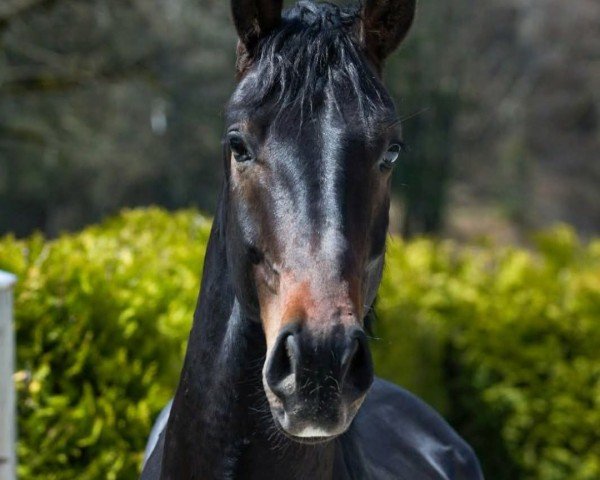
[342,331,374,395]
[266,331,298,399]
[341,338,359,376]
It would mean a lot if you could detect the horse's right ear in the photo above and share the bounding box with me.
[361,0,416,67]
[231,0,283,73]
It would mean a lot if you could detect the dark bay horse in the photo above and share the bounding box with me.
[142,1,483,478]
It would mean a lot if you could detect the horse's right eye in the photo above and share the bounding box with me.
[228,134,253,163]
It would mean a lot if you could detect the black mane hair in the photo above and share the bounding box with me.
[234,1,397,128]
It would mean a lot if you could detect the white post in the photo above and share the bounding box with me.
[0,271,16,480]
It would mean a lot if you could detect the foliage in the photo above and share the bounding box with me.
[3,0,598,239]
[0,0,235,237]
[0,209,211,479]
[373,226,600,480]
[0,209,598,479]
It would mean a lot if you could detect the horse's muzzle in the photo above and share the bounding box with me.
[263,322,374,443]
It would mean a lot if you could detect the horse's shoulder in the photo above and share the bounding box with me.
[347,377,484,480]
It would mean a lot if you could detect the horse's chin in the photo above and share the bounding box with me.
[272,416,342,445]
[264,384,368,446]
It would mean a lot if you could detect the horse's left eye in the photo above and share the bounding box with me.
[379,143,403,171]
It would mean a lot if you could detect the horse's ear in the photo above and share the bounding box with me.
[231,0,283,72]
[361,0,416,66]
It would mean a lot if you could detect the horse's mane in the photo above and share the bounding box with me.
[240,1,395,128]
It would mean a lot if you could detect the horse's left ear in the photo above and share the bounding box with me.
[231,0,283,73]
[361,0,416,66]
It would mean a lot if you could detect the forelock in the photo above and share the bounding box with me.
[229,1,396,130]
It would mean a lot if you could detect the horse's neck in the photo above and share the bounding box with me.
[160,209,336,479]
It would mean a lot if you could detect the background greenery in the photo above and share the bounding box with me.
[1,208,598,479]
[1,0,599,239]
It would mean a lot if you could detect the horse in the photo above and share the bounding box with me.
[141,1,484,478]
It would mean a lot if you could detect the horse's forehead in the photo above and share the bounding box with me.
[230,67,395,128]
[230,93,391,153]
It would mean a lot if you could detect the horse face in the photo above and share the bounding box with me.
[226,0,414,444]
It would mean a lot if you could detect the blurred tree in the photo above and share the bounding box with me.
[386,0,466,236]
[450,0,600,237]
[0,0,598,238]
[0,0,236,236]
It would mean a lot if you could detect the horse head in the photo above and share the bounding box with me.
[224,0,415,444]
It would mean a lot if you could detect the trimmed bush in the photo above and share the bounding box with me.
[374,228,600,480]
[1,209,598,479]
[0,209,211,479]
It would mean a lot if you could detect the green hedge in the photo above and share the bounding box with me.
[1,209,599,479]
[0,209,211,479]
[374,229,600,480]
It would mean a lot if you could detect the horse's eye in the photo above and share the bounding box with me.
[380,143,403,171]
[228,133,253,163]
